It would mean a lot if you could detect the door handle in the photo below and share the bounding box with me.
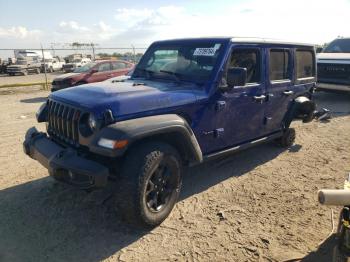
[283,90,294,96]
[253,95,266,103]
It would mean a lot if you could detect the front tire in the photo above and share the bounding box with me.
[118,142,182,227]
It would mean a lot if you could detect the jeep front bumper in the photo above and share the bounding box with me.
[23,127,109,189]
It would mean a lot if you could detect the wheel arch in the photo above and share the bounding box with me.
[126,130,200,165]
[92,114,203,165]
[283,96,316,128]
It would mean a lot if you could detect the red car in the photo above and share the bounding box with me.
[51,60,134,92]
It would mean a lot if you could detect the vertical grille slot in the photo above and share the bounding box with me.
[47,99,81,146]
[66,108,74,140]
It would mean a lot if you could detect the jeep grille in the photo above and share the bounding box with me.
[47,100,81,146]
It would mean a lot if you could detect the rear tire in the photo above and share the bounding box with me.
[118,141,182,227]
[23,70,28,76]
[333,246,350,262]
[35,68,40,74]
[276,128,296,148]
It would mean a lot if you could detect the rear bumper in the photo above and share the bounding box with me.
[23,127,109,189]
[317,83,350,92]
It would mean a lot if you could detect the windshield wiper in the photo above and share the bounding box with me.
[159,70,182,83]
[160,70,207,87]
[133,68,154,79]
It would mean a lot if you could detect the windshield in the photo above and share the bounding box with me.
[73,59,82,63]
[132,41,225,83]
[16,59,27,65]
[323,39,350,53]
[73,62,96,73]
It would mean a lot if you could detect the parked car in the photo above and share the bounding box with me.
[51,60,134,91]
[103,69,133,83]
[0,60,10,74]
[62,58,91,73]
[24,37,316,227]
[41,57,65,73]
[317,37,350,92]
[7,55,41,76]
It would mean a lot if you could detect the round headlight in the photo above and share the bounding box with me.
[88,114,97,130]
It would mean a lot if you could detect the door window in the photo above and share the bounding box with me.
[269,49,291,81]
[111,61,126,70]
[229,49,261,84]
[97,62,111,72]
[296,50,315,79]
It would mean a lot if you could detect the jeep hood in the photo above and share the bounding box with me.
[317,53,350,61]
[50,80,199,119]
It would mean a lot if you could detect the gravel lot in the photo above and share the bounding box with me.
[0,87,349,262]
[0,72,64,85]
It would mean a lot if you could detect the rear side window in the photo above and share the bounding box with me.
[97,63,111,72]
[269,49,291,81]
[229,49,261,84]
[296,50,315,78]
[112,61,127,70]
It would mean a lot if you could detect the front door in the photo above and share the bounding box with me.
[88,62,112,82]
[215,47,267,148]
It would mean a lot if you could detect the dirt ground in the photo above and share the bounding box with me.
[0,71,63,85]
[0,87,349,262]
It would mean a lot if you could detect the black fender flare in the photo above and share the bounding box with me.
[284,96,316,128]
[90,114,203,164]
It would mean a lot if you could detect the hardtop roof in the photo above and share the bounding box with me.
[152,37,315,47]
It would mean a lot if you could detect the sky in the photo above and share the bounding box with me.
[0,0,350,54]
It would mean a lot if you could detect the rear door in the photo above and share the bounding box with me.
[111,61,131,77]
[294,48,316,94]
[264,48,294,133]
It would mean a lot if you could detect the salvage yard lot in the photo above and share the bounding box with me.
[0,72,64,86]
[0,87,349,261]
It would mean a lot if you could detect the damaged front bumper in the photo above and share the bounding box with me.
[23,127,109,189]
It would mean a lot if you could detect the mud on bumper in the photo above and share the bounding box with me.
[23,127,109,189]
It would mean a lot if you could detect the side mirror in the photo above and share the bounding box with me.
[227,67,247,88]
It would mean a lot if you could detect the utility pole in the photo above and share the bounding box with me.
[91,43,95,61]
[131,44,136,63]
[41,44,48,90]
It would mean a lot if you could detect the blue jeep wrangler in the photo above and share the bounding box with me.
[24,37,316,226]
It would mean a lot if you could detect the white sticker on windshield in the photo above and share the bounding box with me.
[193,44,221,56]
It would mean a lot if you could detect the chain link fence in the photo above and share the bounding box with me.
[0,46,147,89]
[0,46,147,63]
